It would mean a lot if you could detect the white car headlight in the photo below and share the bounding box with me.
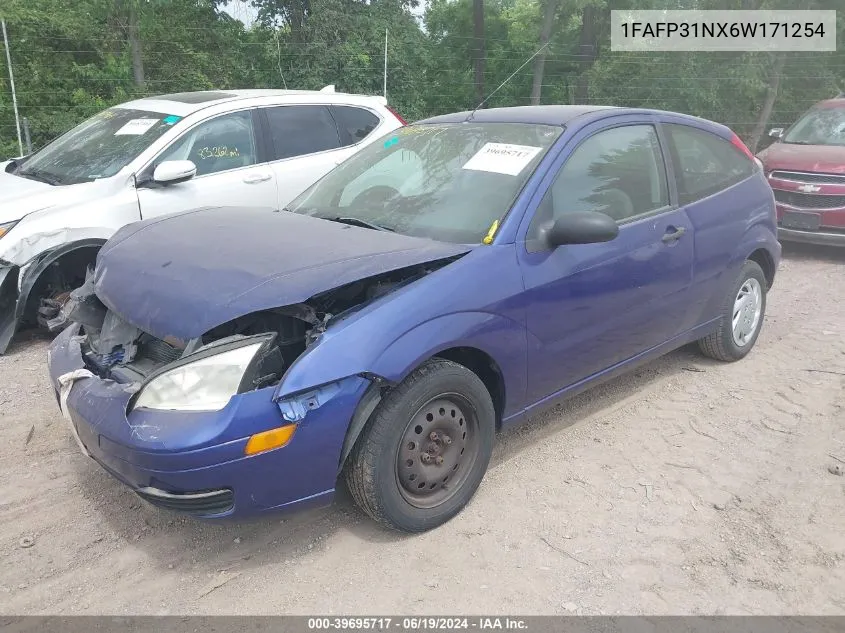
[0,220,18,239]
[132,339,266,412]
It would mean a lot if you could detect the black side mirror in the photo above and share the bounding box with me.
[546,211,619,248]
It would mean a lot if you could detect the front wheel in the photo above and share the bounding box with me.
[698,259,767,362]
[345,358,495,532]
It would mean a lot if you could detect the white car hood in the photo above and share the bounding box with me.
[0,161,107,223]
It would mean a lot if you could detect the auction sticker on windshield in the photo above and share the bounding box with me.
[114,119,160,135]
[462,143,543,176]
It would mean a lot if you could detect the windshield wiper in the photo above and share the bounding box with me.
[327,216,394,232]
[17,168,63,186]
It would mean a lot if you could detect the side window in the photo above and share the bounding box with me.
[528,124,669,248]
[264,105,341,160]
[332,106,381,146]
[667,124,754,205]
[156,110,258,177]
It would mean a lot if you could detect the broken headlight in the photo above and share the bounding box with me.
[131,334,276,412]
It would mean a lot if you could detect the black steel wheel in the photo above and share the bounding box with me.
[346,358,495,532]
[396,395,479,509]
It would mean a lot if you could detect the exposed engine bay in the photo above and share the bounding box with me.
[55,258,458,390]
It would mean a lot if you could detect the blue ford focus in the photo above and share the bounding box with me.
[47,105,780,532]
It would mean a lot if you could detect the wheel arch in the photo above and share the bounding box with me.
[433,346,506,427]
[335,335,515,475]
[16,238,106,323]
[747,247,776,289]
[732,221,780,292]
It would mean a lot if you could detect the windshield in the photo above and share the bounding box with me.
[782,107,845,146]
[12,108,182,185]
[286,122,563,244]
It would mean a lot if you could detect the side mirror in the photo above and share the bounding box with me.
[546,212,619,248]
[153,160,197,185]
[768,128,784,139]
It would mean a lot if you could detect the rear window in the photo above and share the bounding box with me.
[332,106,381,146]
[666,124,754,205]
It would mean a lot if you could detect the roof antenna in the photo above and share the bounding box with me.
[465,42,550,122]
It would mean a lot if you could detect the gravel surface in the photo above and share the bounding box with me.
[1,243,844,615]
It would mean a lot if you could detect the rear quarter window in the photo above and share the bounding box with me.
[264,105,341,160]
[332,106,381,146]
[666,124,754,205]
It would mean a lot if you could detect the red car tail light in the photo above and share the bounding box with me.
[730,132,756,162]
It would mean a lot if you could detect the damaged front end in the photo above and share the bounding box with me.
[55,256,458,400]
[0,238,105,354]
[0,263,19,353]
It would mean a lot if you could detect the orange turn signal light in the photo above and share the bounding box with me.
[244,424,297,456]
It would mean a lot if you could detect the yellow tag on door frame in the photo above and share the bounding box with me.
[482,219,500,245]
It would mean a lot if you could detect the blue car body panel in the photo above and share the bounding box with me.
[49,325,369,515]
[47,105,781,519]
[94,208,469,342]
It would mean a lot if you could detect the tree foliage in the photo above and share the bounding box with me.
[1,0,842,159]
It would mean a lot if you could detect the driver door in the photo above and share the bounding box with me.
[136,109,277,219]
[518,118,696,403]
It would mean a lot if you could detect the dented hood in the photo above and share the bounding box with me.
[93,207,470,341]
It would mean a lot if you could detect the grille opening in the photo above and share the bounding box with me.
[771,171,845,185]
[773,189,845,210]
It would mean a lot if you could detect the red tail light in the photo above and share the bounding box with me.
[386,106,407,125]
[730,132,756,162]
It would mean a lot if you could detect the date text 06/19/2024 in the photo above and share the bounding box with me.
[307,618,529,631]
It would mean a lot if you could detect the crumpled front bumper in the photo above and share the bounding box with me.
[0,265,19,353]
[47,324,370,519]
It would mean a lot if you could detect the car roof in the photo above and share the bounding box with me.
[417,105,621,126]
[114,88,386,116]
[814,97,845,110]
[416,104,732,135]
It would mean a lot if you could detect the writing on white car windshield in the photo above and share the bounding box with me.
[13,108,181,186]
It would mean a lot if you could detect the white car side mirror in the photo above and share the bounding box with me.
[153,160,197,185]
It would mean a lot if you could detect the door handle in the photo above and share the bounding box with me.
[662,226,686,243]
[243,173,272,184]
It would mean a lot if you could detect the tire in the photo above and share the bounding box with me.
[345,358,495,532]
[698,259,767,362]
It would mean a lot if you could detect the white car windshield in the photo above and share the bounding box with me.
[287,122,563,244]
[782,107,845,146]
[12,108,182,185]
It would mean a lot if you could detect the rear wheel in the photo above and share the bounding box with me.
[345,358,495,532]
[698,259,767,362]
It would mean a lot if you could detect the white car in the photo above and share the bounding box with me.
[0,87,405,352]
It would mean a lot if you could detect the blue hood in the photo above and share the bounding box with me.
[93,207,469,341]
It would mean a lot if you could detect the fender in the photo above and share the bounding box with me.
[275,311,528,420]
[731,220,781,287]
[15,238,107,322]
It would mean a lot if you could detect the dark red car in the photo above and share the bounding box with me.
[756,95,845,247]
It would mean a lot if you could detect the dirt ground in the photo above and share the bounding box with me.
[1,243,844,616]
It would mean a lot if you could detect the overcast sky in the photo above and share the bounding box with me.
[220,0,427,28]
